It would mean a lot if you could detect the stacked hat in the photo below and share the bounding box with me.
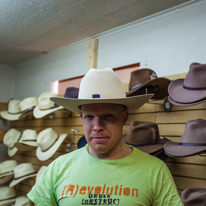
[0,186,16,206]
[181,188,206,206]
[14,196,33,206]
[122,121,169,156]
[3,128,22,157]
[0,160,17,184]
[126,68,171,100]
[9,163,36,187]
[50,68,153,114]
[36,128,67,161]
[164,119,206,157]
[14,129,38,151]
[168,62,206,106]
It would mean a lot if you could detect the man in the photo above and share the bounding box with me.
[28,68,183,205]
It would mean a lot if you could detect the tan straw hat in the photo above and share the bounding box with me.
[9,163,36,187]
[0,100,21,121]
[51,68,153,114]
[15,196,32,206]
[3,129,22,157]
[14,129,38,151]
[0,160,17,178]
[36,166,47,182]
[36,128,67,161]
[122,121,168,154]
[0,186,16,206]
[33,92,63,118]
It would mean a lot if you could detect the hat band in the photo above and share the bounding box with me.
[125,140,158,147]
[129,83,144,90]
[0,170,13,176]
[9,132,23,150]
[14,171,36,180]
[41,135,59,152]
[179,143,206,146]
[22,139,37,142]
[7,111,21,115]
[21,106,35,114]
[0,196,16,202]
[183,85,206,90]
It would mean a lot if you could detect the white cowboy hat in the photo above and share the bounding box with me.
[0,160,17,178]
[0,186,16,206]
[3,129,22,157]
[14,129,38,151]
[33,92,64,118]
[9,163,37,187]
[36,128,67,161]
[36,166,47,182]
[51,68,153,114]
[0,100,21,121]
[14,196,32,206]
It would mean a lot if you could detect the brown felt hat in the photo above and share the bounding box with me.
[122,121,168,154]
[126,68,171,100]
[168,62,206,106]
[181,188,206,206]
[164,119,206,157]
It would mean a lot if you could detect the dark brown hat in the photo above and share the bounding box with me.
[168,62,206,106]
[122,121,168,154]
[126,69,171,99]
[181,188,206,206]
[164,119,206,157]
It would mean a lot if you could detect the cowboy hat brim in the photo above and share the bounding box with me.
[168,79,206,103]
[0,111,21,121]
[14,142,38,151]
[169,95,206,106]
[121,134,168,154]
[164,141,206,157]
[0,197,16,206]
[8,147,18,157]
[33,105,64,118]
[9,173,37,187]
[126,78,171,100]
[36,133,67,161]
[50,94,154,114]
[0,174,13,184]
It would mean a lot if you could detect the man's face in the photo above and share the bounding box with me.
[80,103,129,158]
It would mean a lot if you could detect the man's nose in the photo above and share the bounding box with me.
[93,118,104,132]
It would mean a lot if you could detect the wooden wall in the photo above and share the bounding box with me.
[5,72,206,197]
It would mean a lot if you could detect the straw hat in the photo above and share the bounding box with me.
[9,163,36,187]
[0,186,16,206]
[51,68,153,114]
[126,68,171,100]
[15,196,32,206]
[33,92,64,118]
[168,63,206,106]
[0,160,17,178]
[3,129,22,157]
[0,100,21,121]
[122,121,168,154]
[164,119,206,157]
[14,129,38,151]
[36,128,67,161]
[36,166,47,182]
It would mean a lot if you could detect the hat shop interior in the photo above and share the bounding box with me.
[0,1,206,205]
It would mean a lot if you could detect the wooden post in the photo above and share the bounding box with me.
[87,39,98,71]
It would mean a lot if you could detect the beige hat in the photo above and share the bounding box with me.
[36,166,47,182]
[0,186,16,206]
[33,92,63,118]
[14,129,38,151]
[36,128,67,161]
[15,196,32,206]
[0,160,17,178]
[9,163,36,187]
[3,129,22,157]
[51,68,153,114]
[0,100,21,121]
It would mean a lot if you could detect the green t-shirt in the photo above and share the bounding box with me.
[28,145,183,206]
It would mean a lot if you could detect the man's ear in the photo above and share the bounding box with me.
[123,110,129,125]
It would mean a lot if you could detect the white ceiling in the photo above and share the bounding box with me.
[0,0,193,66]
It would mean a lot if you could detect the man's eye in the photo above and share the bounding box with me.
[105,114,113,118]
[85,115,93,119]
